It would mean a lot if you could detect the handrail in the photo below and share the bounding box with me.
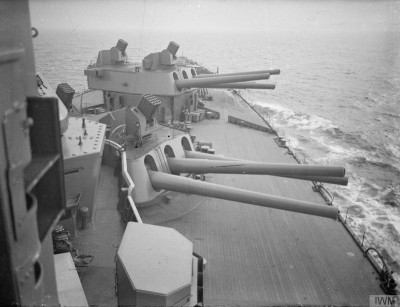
[109,124,126,143]
[121,151,142,223]
[104,139,143,223]
[105,139,123,150]
[121,151,134,196]
[127,196,142,224]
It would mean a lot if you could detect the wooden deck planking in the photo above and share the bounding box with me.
[72,165,123,306]
[68,89,383,306]
[150,90,382,306]
[160,187,380,305]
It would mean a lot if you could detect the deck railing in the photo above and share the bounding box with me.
[121,150,143,223]
[105,139,142,223]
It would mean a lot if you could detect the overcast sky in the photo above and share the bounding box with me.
[29,0,397,33]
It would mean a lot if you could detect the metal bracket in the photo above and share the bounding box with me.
[3,102,32,168]
[2,103,32,239]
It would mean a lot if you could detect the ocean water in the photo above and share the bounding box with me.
[32,0,400,277]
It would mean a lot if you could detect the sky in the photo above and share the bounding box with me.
[29,0,399,34]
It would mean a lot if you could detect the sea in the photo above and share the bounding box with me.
[32,0,400,279]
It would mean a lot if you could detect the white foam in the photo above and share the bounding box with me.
[249,98,400,270]
[335,175,400,271]
[387,143,400,161]
[254,101,338,134]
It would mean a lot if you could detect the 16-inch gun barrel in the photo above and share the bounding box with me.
[175,73,270,89]
[148,170,339,219]
[168,158,345,177]
[167,158,348,185]
[195,69,281,78]
[203,82,275,90]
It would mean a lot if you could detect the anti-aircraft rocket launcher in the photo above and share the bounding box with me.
[84,39,347,220]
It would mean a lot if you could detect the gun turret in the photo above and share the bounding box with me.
[85,40,279,96]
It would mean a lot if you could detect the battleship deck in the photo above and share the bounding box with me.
[72,89,383,306]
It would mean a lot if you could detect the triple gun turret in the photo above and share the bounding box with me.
[84,40,278,95]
